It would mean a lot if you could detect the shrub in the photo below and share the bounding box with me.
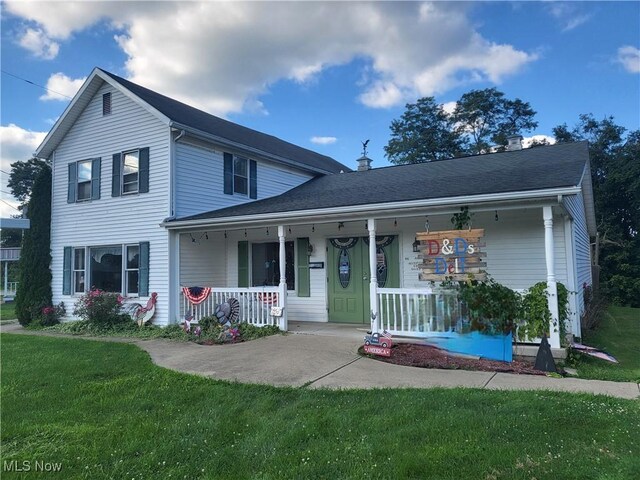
[238,323,281,340]
[74,289,129,326]
[15,165,52,325]
[459,278,521,334]
[31,302,65,327]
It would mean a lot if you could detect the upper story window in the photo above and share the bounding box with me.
[122,150,139,194]
[68,158,101,203]
[102,92,111,115]
[77,160,93,201]
[111,147,149,197]
[233,156,248,195]
[224,152,257,199]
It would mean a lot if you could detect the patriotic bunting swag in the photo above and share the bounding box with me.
[182,286,212,305]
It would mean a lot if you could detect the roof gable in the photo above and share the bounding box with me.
[36,68,348,174]
[99,70,347,174]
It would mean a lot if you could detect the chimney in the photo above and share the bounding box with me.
[506,135,523,151]
[357,155,372,171]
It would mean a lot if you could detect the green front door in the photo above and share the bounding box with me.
[327,236,399,324]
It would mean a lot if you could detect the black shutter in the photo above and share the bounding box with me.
[249,159,257,199]
[139,147,150,193]
[223,152,233,194]
[63,247,72,295]
[238,241,249,287]
[67,163,77,203]
[139,241,150,296]
[91,158,101,200]
[112,153,121,197]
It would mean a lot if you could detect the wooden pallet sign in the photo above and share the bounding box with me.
[416,229,486,281]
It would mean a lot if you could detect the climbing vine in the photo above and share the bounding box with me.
[450,206,473,230]
[518,282,570,344]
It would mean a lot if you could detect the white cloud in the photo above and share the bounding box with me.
[0,124,47,216]
[18,27,59,59]
[39,73,86,101]
[546,3,592,32]
[5,2,537,115]
[441,101,458,115]
[310,136,337,145]
[522,135,556,148]
[616,46,640,74]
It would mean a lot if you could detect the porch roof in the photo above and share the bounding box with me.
[166,141,590,226]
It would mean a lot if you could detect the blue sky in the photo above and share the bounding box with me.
[1,1,639,216]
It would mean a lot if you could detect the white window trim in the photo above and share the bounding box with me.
[76,244,140,296]
[72,247,87,295]
[124,244,140,297]
[76,159,93,202]
[233,155,249,197]
[121,149,140,196]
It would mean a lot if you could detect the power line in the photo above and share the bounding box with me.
[0,199,20,211]
[1,69,73,100]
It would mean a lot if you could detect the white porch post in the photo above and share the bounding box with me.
[367,218,379,332]
[543,207,561,348]
[3,262,8,294]
[168,231,181,324]
[277,225,288,331]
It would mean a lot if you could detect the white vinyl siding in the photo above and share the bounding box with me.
[174,141,314,218]
[50,81,171,324]
[564,193,593,318]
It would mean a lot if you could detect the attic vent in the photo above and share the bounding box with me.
[102,92,111,116]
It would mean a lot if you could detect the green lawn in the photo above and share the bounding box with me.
[0,302,16,323]
[570,306,640,383]
[1,335,639,479]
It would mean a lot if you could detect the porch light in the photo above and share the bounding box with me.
[412,238,421,253]
[495,210,499,221]
[307,244,314,256]
[338,222,344,231]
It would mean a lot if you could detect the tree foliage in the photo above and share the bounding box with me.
[15,165,53,325]
[384,97,464,164]
[554,115,640,306]
[385,88,537,164]
[7,158,49,208]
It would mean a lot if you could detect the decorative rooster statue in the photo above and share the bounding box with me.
[126,292,158,326]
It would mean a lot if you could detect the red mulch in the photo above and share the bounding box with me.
[364,343,547,376]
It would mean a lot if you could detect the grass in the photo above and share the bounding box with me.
[569,306,640,383]
[0,302,17,323]
[1,334,639,479]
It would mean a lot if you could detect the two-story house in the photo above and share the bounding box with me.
[36,68,595,350]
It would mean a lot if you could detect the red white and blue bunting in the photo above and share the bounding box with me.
[181,286,212,305]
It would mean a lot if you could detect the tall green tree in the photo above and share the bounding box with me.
[8,158,49,209]
[384,97,465,165]
[15,165,53,325]
[553,115,639,306]
[453,88,538,154]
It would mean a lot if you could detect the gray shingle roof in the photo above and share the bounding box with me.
[175,141,589,222]
[99,69,348,174]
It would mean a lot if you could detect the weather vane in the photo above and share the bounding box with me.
[361,139,370,157]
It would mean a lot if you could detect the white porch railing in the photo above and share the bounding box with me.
[1,282,18,298]
[377,288,465,336]
[181,286,286,329]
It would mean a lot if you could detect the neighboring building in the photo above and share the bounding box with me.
[36,68,595,349]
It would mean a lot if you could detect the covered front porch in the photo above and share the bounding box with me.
[167,201,575,349]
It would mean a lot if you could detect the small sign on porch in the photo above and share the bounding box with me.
[416,229,486,281]
[363,331,393,357]
[270,306,284,317]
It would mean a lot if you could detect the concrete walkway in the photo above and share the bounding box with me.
[2,322,638,399]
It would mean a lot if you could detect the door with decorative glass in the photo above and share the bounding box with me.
[327,236,399,323]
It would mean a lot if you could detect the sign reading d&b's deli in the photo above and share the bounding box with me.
[416,229,486,281]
